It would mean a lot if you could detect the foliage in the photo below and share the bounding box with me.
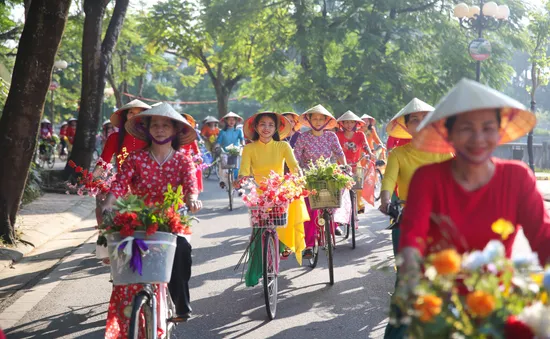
[22,162,42,205]
[395,219,549,338]
[304,157,354,190]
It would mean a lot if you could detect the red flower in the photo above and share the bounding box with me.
[75,166,83,173]
[505,315,534,339]
[68,160,76,168]
[120,224,135,237]
[146,223,159,236]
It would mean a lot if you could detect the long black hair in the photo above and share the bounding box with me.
[143,117,181,150]
[251,113,281,141]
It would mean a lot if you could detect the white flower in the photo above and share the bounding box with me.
[512,251,540,268]
[482,240,505,262]
[462,250,488,270]
[518,302,550,337]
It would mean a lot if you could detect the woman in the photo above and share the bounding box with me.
[360,114,385,156]
[181,113,204,193]
[237,112,309,286]
[399,78,550,278]
[39,119,53,156]
[282,112,302,148]
[95,99,151,172]
[215,112,245,189]
[294,104,347,256]
[201,116,220,153]
[66,118,77,147]
[98,103,202,338]
[59,121,68,156]
[336,111,373,213]
[381,98,453,339]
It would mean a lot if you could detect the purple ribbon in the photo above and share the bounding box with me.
[137,124,180,145]
[118,239,149,275]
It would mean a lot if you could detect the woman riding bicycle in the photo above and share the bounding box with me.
[200,116,220,153]
[282,112,302,148]
[215,112,245,189]
[59,121,68,156]
[66,118,77,150]
[293,104,348,257]
[360,114,386,160]
[181,113,204,193]
[336,111,374,214]
[236,111,309,286]
[380,98,454,339]
[97,103,202,338]
[38,118,54,156]
[395,79,550,337]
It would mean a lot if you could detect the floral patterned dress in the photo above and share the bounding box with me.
[106,149,198,339]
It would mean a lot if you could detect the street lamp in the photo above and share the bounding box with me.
[453,1,510,81]
[50,60,68,124]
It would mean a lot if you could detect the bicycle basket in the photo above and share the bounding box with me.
[248,203,289,228]
[352,167,364,190]
[221,154,240,169]
[107,231,177,285]
[307,180,342,210]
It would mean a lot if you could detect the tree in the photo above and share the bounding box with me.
[146,0,291,119]
[67,0,129,171]
[0,0,71,244]
[526,1,550,171]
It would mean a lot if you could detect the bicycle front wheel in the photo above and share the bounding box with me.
[228,170,234,211]
[307,233,320,269]
[129,291,156,339]
[350,191,356,249]
[263,231,278,320]
[374,169,383,201]
[324,210,334,285]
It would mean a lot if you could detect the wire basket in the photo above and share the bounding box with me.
[221,154,240,169]
[307,180,342,209]
[248,203,289,228]
[352,166,364,190]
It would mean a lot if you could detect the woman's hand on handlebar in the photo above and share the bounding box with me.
[187,196,202,213]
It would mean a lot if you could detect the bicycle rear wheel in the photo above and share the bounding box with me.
[129,291,156,339]
[263,231,278,320]
[228,170,234,211]
[203,164,212,179]
[350,191,356,249]
[374,169,383,201]
[324,210,334,285]
[307,233,320,268]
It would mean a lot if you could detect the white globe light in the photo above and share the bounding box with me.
[54,60,68,69]
[496,5,510,20]
[482,1,498,17]
[453,3,469,18]
[104,87,115,97]
[468,6,480,18]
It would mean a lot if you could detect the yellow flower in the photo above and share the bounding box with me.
[432,249,462,275]
[491,219,515,240]
[466,291,496,318]
[532,273,543,286]
[414,295,443,322]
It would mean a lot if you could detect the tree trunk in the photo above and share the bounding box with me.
[528,62,538,172]
[67,0,129,172]
[215,84,229,119]
[0,0,70,244]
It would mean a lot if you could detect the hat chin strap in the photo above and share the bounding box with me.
[137,124,179,145]
[305,115,331,132]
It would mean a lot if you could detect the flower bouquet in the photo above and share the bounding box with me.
[66,159,115,197]
[304,157,354,209]
[221,144,242,169]
[100,184,198,284]
[241,171,311,228]
[395,219,550,339]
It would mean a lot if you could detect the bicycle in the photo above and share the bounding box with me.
[38,140,56,169]
[344,161,366,249]
[371,159,385,202]
[202,151,219,180]
[219,149,240,211]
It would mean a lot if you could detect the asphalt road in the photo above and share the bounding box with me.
[3,176,536,339]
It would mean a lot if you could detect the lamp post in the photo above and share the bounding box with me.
[453,1,510,81]
[50,60,68,124]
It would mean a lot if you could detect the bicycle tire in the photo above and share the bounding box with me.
[263,231,278,320]
[47,153,55,169]
[307,234,320,268]
[228,170,233,211]
[129,291,155,339]
[203,165,212,179]
[165,289,177,337]
[324,210,334,285]
[374,169,383,201]
[350,191,356,249]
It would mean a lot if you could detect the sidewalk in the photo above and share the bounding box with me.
[537,179,550,202]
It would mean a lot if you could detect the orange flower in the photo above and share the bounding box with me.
[432,249,461,275]
[466,291,496,318]
[414,294,443,322]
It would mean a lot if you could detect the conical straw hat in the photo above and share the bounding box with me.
[110,99,152,127]
[414,78,536,153]
[282,112,302,131]
[243,112,292,140]
[220,112,243,124]
[360,114,375,124]
[337,111,365,125]
[125,103,196,147]
[182,113,196,128]
[41,118,51,124]
[203,116,219,124]
[102,120,112,126]
[299,104,338,130]
[386,98,435,139]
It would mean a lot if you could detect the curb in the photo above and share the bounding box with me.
[0,194,96,274]
[537,175,550,181]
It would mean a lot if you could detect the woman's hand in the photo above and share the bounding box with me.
[378,190,391,214]
[186,196,202,213]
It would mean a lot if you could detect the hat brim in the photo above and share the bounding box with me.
[244,112,292,140]
[413,107,536,153]
[282,112,302,131]
[182,113,196,128]
[110,100,152,127]
[125,109,196,147]
[221,112,244,124]
[386,111,432,139]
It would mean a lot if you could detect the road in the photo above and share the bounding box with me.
[2,177,535,339]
